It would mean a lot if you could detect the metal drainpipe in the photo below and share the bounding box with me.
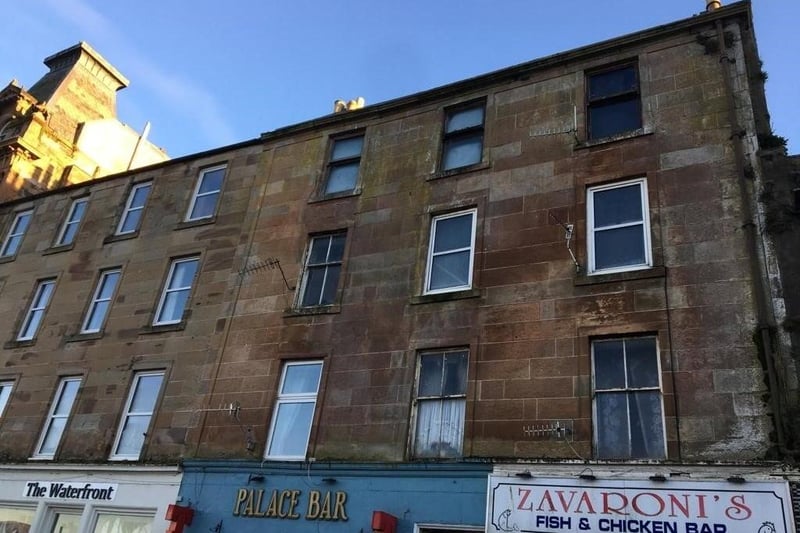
[714,19,788,453]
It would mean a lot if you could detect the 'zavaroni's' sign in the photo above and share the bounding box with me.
[487,476,795,533]
[233,488,348,521]
[23,481,117,502]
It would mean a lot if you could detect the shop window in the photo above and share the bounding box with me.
[592,336,665,459]
[47,510,82,533]
[186,165,225,221]
[323,134,364,195]
[0,380,13,417]
[80,269,121,334]
[586,62,641,139]
[153,257,199,326]
[32,377,81,459]
[424,210,477,294]
[298,233,346,307]
[412,349,468,458]
[0,209,33,258]
[17,279,56,341]
[110,371,165,461]
[587,178,651,274]
[0,506,35,532]
[55,197,88,246]
[265,361,323,460]
[92,512,154,532]
[116,182,152,235]
[441,103,484,172]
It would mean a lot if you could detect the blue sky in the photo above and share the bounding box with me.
[2,0,797,157]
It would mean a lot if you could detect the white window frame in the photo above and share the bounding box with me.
[32,377,81,459]
[80,269,122,334]
[17,279,56,341]
[591,336,666,460]
[153,257,199,326]
[587,177,652,275]
[0,380,14,417]
[56,197,88,246]
[411,349,469,459]
[110,370,165,461]
[265,360,323,461]
[424,209,477,295]
[185,165,226,221]
[1,209,33,257]
[297,233,346,307]
[116,182,152,235]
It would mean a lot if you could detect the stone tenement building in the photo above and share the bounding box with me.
[0,2,797,533]
[0,42,168,201]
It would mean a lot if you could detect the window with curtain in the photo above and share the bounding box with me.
[413,350,468,458]
[592,336,665,459]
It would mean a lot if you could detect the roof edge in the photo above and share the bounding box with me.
[260,1,751,141]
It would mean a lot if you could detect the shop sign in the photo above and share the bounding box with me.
[232,488,348,521]
[487,476,795,533]
[23,481,117,502]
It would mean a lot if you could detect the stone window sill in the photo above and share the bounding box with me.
[42,243,75,256]
[64,332,104,343]
[3,339,36,349]
[139,322,186,335]
[574,127,654,150]
[574,265,666,286]
[0,255,16,265]
[432,161,490,180]
[174,217,216,231]
[309,188,362,204]
[284,305,342,317]
[410,288,482,305]
[103,232,139,245]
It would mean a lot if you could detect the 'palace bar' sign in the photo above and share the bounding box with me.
[487,476,795,533]
[233,488,348,522]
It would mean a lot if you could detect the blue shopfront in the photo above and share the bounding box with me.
[178,460,491,533]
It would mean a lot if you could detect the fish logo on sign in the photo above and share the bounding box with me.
[497,509,518,532]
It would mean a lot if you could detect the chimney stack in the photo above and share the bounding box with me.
[706,0,722,11]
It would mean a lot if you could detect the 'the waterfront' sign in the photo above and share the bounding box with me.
[487,476,795,533]
[23,481,118,502]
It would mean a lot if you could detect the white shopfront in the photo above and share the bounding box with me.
[0,464,181,533]
[487,468,798,533]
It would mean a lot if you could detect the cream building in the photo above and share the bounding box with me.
[0,42,167,201]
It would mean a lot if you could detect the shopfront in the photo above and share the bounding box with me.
[0,464,181,533]
[179,460,490,533]
[487,467,798,533]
